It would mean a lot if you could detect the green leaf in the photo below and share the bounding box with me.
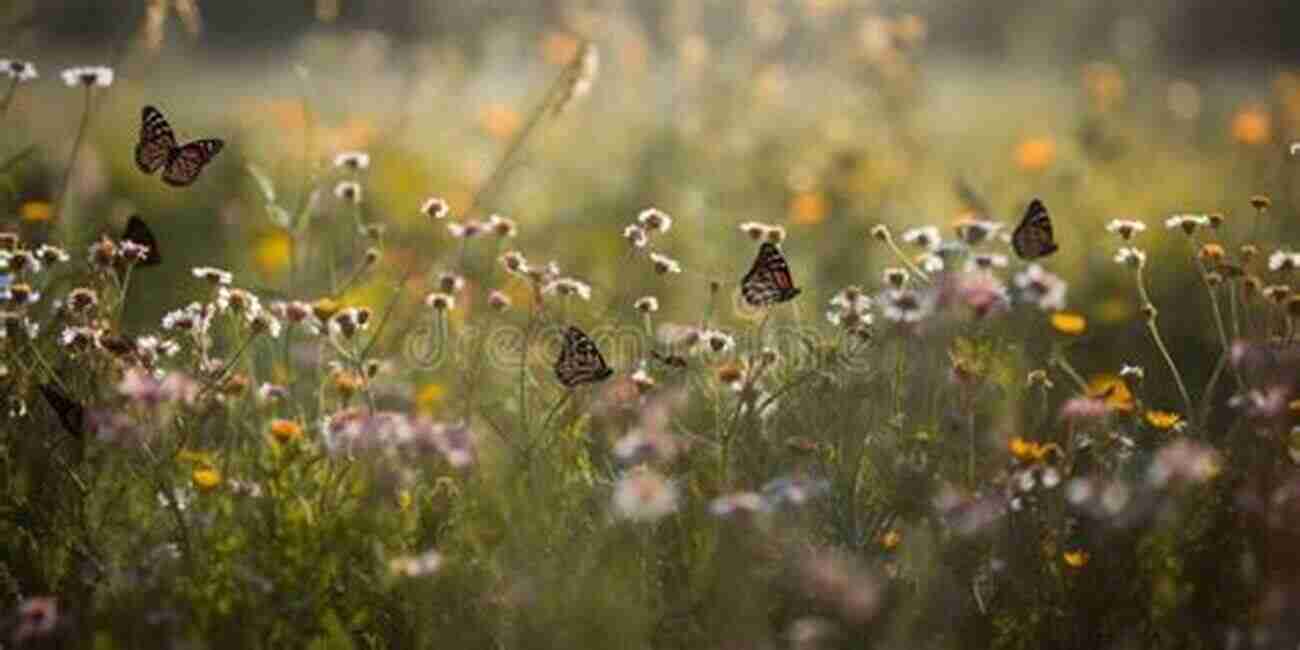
[246,163,277,203]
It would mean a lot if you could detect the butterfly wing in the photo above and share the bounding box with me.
[121,215,162,266]
[1011,198,1059,260]
[554,326,614,387]
[39,384,85,438]
[742,243,802,306]
[136,105,178,175]
[162,139,224,187]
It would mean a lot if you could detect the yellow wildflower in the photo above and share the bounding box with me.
[1087,375,1135,413]
[192,467,222,492]
[1230,104,1271,145]
[1144,410,1183,431]
[253,231,292,275]
[311,297,342,321]
[789,191,828,225]
[415,383,446,413]
[268,418,304,444]
[1009,436,1041,462]
[19,201,53,222]
[1049,312,1087,336]
[1063,550,1089,568]
[1014,137,1056,173]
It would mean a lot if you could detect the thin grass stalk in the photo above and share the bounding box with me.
[1135,268,1195,420]
[52,87,95,226]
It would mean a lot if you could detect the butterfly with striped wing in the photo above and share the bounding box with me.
[135,105,224,187]
[554,326,614,388]
[741,242,802,307]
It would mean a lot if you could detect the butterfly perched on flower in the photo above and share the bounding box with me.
[39,383,85,438]
[741,242,802,306]
[121,215,162,267]
[135,105,224,187]
[1011,198,1059,260]
[554,326,614,387]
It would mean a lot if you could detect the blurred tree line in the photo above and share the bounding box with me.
[3,0,1299,65]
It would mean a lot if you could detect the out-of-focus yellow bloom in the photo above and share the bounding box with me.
[253,231,292,275]
[881,529,902,550]
[1050,312,1087,336]
[1231,104,1272,145]
[416,383,445,413]
[1063,550,1089,568]
[1145,410,1182,430]
[311,297,341,321]
[320,117,377,154]
[269,418,303,444]
[331,368,366,397]
[1009,436,1046,462]
[541,31,580,65]
[479,104,521,141]
[1087,374,1135,413]
[20,201,53,222]
[261,99,308,132]
[1083,62,1125,112]
[1095,296,1133,324]
[398,489,413,511]
[789,191,828,225]
[192,466,222,492]
[1015,137,1056,173]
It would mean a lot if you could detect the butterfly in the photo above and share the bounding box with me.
[741,242,802,306]
[39,383,85,438]
[135,105,224,187]
[554,326,614,388]
[121,215,162,267]
[1011,198,1059,260]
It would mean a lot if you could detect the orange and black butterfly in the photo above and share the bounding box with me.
[741,242,801,306]
[1011,198,1059,260]
[135,105,224,187]
[121,215,161,267]
[554,326,614,388]
[39,384,85,438]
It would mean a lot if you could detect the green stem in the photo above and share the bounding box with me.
[52,87,95,225]
[880,233,931,284]
[0,78,19,122]
[1136,269,1195,419]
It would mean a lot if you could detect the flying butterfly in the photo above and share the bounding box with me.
[39,383,85,438]
[554,326,614,388]
[1011,198,1059,260]
[121,215,162,267]
[741,242,802,307]
[135,105,224,187]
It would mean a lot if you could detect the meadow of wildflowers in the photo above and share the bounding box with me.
[2,2,1300,648]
